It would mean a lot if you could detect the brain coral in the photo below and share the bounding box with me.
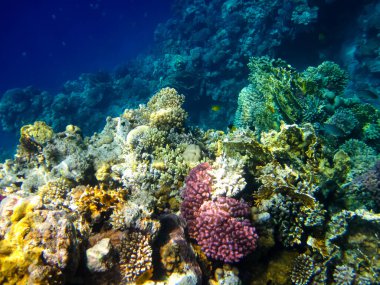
[181,162,258,263]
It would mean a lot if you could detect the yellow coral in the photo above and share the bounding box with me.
[126,125,151,149]
[0,198,44,285]
[147,88,187,131]
[95,163,111,182]
[20,121,53,145]
[71,185,125,223]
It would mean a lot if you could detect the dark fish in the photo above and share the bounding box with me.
[356,89,379,100]
[320,124,346,137]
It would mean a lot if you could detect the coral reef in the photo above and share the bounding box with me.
[0,87,52,132]
[1,0,377,135]
[234,57,353,135]
[181,162,258,263]
[0,51,379,284]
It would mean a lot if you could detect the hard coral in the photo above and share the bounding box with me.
[180,162,212,239]
[290,254,315,285]
[19,121,53,155]
[119,230,153,283]
[181,162,258,263]
[195,197,258,263]
[148,87,187,131]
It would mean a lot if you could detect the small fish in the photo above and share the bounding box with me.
[320,123,346,137]
[356,89,379,100]
[355,89,380,107]
[211,105,221,112]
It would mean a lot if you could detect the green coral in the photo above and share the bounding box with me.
[234,57,350,135]
[235,57,302,132]
[301,61,348,97]
[339,139,379,179]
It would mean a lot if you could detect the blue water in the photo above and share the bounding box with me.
[0,0,173,93]
[0,0,379,159]
[0,0,174,155]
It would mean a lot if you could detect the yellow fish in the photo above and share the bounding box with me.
[211,105,221,112]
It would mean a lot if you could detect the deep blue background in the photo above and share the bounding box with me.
[0,0,174,156]
[0,0,174,94]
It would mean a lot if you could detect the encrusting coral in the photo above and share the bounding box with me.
[0,195,79,284]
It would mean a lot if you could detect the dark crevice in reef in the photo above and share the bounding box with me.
[277,0,372,71]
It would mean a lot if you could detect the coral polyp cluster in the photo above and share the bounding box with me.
[181,162,258,263]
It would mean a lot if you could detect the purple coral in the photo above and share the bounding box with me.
[180,162,212,239]
[181,163,258,263]
[352,160,380,210]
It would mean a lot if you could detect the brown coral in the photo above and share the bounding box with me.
[147,87,187,131]
[70,185,125,225]
[290,254,315,285]
[119,230,153,283]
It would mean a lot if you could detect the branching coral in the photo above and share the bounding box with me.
[119,230,153,283]
[147,87,188,131]
[180,162,212,239]
[290,254,315,285]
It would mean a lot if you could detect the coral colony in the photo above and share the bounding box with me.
[181,162,258,263]
[0,0,380,284]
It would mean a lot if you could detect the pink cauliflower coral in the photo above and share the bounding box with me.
[180,162,212,239]
[181,162,258,263]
